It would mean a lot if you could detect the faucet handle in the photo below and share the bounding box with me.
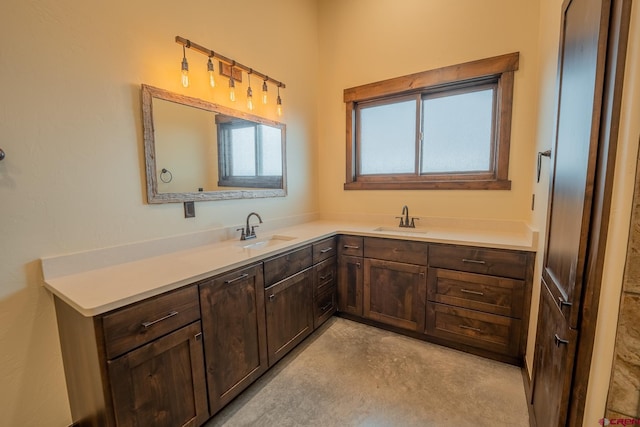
[395,216,405,227]
[236,227,246,240]
[409,217,420,228]
[250,225,259,237]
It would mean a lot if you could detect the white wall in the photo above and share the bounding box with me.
[0,0,319,425]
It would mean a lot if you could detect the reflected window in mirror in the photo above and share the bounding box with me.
[216,116,283,189]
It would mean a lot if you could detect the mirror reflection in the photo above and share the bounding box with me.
[142,84,286,203]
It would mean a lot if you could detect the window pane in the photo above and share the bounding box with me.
[360,99,416,175]
[230,127,256,175]
[421,89,494,173]
[259,125,282,176]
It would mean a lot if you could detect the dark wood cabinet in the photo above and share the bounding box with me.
[426,244,534,363]
[199,263,268,415]
[54,285,208,427]
[108,321,209,427]
[363,258,427,332]
[337,235,364,316]
[531,280,577,426]
[313,256,337,328]
[265,268,314,366]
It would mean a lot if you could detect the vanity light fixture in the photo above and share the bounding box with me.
[175,36,286,115]
[180,44,190,88]
[276,84,283,116]
[207,55,216,88]
[247,71,254,111]
[262,78,268,104]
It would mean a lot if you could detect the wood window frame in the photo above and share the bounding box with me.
[216,115,283,189]
[344,52,519,190]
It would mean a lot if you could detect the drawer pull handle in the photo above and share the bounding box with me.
[224,273,249,284]
[460,289,484,296]
[462,258,486,265]
[319,273,333,281]
[320,302,333,312]
[554,334,570,347]
[141,311,179,329]
[459,324,483,333]
[343,245,360,249]
[320,247,334,254]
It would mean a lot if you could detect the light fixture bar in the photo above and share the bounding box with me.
[175,36,286,89]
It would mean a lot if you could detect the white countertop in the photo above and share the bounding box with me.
[41,218,537,317]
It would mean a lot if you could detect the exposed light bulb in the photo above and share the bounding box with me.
[181,46,189,88]
[247,87,254,111]
[207,57,215,88]
[262,80,268,104]
[246,72,254,110]
[229,77,236,102]
[276,85,283,116]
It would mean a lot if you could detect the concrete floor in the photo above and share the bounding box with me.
[205,317,530,427]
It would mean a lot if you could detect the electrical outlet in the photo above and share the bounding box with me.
[184,201,195,218]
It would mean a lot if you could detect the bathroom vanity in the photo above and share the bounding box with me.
[43,219,535,426]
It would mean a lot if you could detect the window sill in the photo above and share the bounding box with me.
[343,180,512,191]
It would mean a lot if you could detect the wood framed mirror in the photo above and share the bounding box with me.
[142,84,287,203]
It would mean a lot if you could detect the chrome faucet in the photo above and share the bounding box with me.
[396,205,418,228]
[238,212,263,240]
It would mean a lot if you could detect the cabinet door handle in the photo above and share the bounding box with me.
[141,311,179,329]
[319,273,333,281]
[462,258,486,265]
[558,296,573,308]
[224,273,249,284]
[459,324,482,333]
[554,334,570,347]
[343,245,360,249]
[356,262,361,268]
[194,332,202,341]
[320,302,333,312]
[461,289,484,296]
[320,247,333,254]
[269,294,276,301]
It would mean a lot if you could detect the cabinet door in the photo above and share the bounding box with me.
[199,264,268,415]
[108,321,209,427]
[363,259,427,332]
[531,280,577,426]
[337,255,363,316]
[265,268,314,366]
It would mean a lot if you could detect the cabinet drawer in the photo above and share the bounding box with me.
[313,237,337,264]
[338,235,364,257]
[364,237,428,265]
[264,245,313,287]
[426,303,521,356]
[314,257,337,294]
[314,285,337,329]
[102,286,200,359]
[428,244,529,280]
[427,269,524,318]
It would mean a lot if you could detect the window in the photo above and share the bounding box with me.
[217,116,283,189]
[344,52,519,190]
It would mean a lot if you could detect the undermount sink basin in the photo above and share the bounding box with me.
[373,226,429,234]
[237,234,297,250]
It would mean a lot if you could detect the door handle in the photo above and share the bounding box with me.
[558,296,572,308]
[554,334,569,347]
